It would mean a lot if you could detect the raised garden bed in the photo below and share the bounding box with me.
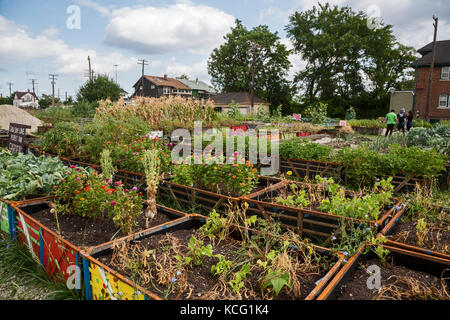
[158,176,282,215]
[279,157,343,182]
[318,244,450,300]
[82,215,340,300]
[380,202,449,259]
[10,198,188,283]
[241,180,404,243]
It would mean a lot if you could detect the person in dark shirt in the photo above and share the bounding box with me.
[397,108,406,134]
[407,110,414,131]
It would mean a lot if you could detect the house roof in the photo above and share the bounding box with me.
[411,40,450,68]
[14,91,38,100]
[177,78,217,94]
[133,75,191,90]
[212,92,268,106]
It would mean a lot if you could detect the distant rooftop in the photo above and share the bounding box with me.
[177,78,217,94]
[411,40,450,68]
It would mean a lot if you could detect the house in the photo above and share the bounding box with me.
[411,40,450,120]
[177,78,217,99]
[389,91,414,113]
[132,74,192,98]
[212,92,270,115]
[12,90,39,109]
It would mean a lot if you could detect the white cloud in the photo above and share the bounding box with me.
[259,7,292,23]
[164,58,210,81]
[0,16,136,76]
[104,2,235,55]
[74,0,112,17]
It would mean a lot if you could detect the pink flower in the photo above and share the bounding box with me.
[70,165,75,169]
[124,189,129,193]
[114,181,122,186]
[76,177,81,181]
[169,143,173,147]
[132,187,138,191]
[75,168,81,172]
[110,201,117,206]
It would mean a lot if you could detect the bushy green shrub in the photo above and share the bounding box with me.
[279,138,333,161]
[40,122,81,158]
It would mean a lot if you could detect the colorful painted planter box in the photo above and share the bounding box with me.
[11,198,189,287]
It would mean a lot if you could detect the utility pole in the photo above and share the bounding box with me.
[137,59,149,96]
[65,91,68,101]
[88,56,92,81]
[7,82,13,97]
[425,16,438,121]
[114,64,118,83]
[58,88,60,100]
[29,79,37,94]
[250,42,261,114]
[48,74,58,106]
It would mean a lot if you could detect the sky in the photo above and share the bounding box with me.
[0,0,449,99]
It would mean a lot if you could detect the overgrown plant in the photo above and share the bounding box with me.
[142,149,161,227]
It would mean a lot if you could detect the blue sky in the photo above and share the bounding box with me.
[0,0,449,99]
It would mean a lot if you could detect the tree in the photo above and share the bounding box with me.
[207,20,292,113]
[39,94,60,109]
[285,3,416,118]
[0,95,13,105]
[76,74,123,103]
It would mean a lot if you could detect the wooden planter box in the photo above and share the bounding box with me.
[10,198,188,287]
[241,180,405,243]
[352,127,381,135]
[0,199,15,236]
[81,214,341,300]
[158,176,282,215]
[280,157,344,182]
[379,203,450,262]
[316,243,450,300]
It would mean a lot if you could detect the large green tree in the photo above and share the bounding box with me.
[207,20,293,113]
[76,74,123,103]
[285,3,417,118]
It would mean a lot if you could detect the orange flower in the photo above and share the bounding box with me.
[84,187,90,192]
[232,175,237,179]
[75,191,80,194]
[80,198,85,201]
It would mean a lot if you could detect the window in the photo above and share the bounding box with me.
[151,85,155,89]
[442,66,450,80]
[439,94,449,108]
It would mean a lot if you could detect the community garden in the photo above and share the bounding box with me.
[0,96,449,301]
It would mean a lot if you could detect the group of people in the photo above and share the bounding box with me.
[385,108,414,136]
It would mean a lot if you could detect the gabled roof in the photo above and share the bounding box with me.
[177,78,217,94]
[133,75,190,90]
[411,40,450,68]
[212,92,268,105]
[14,91,38,100]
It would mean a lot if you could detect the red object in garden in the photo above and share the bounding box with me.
[231,125,248,132]
[296,132,312,137]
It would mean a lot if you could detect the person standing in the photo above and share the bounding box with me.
[397,108,406,134]
[385,109,397,137]
[407,110,414,131]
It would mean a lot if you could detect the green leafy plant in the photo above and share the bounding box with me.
[228,263,251,298]
[211,254,234,276]
[186,236,213,266]
[279,138,333,161]
[0,150,69,201]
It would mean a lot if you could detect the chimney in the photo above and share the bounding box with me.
[164,74,168,80]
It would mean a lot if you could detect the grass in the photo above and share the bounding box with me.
[0,232,81,300]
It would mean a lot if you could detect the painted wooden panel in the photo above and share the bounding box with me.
[88,262,146,300]
[0,201,9,234]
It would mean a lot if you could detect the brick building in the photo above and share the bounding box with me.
[411,40,450,120]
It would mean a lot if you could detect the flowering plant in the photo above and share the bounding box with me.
[53,166,143,235]
[109,136,171,174]
[171,152,259,196]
